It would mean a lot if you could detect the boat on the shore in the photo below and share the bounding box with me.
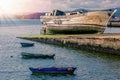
[21,52,55,59]
[20,42,34,47]
[29,67,76,74]
[40,9,117,34]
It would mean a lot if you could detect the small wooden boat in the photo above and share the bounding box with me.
[29,67,76,74]
[20,42,34,47]
[21,52,55,59]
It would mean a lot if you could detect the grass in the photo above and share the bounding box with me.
[18,34,120,39]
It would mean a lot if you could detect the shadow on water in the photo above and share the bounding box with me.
[79,50,120,61]
[36,39,120,62]
[31,72,76,76]
[58,44,120,61]
[21,56,55,60]
[29,73,76,80]
[38,38,120,62]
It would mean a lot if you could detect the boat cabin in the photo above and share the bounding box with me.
[45,10,65,16]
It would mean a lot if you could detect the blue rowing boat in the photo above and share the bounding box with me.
[20,42,34,47]
[29,67,76,74]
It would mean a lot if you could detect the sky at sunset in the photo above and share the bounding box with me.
[0,0,119,14]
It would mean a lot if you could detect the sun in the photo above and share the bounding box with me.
[0,0,16,15]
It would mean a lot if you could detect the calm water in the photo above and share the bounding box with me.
[0,19,120,80]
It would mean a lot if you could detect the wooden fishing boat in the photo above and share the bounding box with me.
[29,67,76,74]
[21,52,55,59]
[20,42,34,47]
[40,9,117,34]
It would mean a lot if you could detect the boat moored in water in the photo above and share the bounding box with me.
[29,67,76,74]
[20,42,34,47]
[21,52,55,59]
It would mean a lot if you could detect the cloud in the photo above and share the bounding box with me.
[10,0,51,13]
[50,0,120,11]
[21,0,51,12]
[101,0,120,9]
[1,0,119,14]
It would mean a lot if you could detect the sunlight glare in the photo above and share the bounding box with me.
[0,0,17,15]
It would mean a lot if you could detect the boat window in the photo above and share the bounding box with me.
[70,12,77,15]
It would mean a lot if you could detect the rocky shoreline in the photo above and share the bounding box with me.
[18,34,120,55]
